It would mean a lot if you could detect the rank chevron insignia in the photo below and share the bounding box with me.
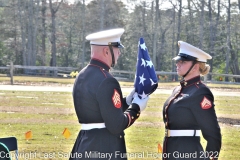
[112,89,121,108]
[201,96,212,109]
[134,37,158,99]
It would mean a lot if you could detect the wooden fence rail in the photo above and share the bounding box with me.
[1,64,240,85]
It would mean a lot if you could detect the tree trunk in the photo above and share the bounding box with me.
[50,9,57,67]
[186,0,193,43]
[49,0,63,69]
[176,0,182,54]
[17,0,27,66]
[171,6,176,81]
[208,0,221,80]
[100,0,105,30]
[208,0,213,80]
[41,0,47,66]
[81,0,86,69]
[27,0,34,66]
[13,0,19,64]
[32,0,40,66]
[225,0,231,82]
[141,1,147,35]
[199,0,204,48]
[175,0,182,81]
[152,0,159,67]
[229,44,240,82]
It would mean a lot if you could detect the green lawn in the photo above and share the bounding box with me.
[0,85,240,159]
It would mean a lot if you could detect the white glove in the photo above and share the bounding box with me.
[132,93,149,112]
[126,88,136,105]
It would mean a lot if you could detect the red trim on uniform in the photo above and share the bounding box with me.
[194,82,200,88]
[163,86,182,160]
[89,64,108,77]
[91,58,110,68]
[126,113,131,127]
[184,80,201,88]
[100,68,107,77]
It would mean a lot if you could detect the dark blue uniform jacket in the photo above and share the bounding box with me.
[70,59,140,160]
[162,76,221,160]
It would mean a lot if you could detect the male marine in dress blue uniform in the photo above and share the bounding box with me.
[69,28,149,160]
[162,41,221,160]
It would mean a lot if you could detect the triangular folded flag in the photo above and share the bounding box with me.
[62,128,71,139]
[158,143,163,153]
[134,37,158,99]
[25,131,32,140]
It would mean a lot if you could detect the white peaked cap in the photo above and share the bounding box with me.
[173,41,212,63]
[86,28,125,47]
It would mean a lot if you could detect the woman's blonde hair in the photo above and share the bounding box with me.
[198,62,210,76]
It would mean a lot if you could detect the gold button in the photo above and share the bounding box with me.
[132,116,134,119]
[165,122,168,127]
[165,114,167,118]
[120,135,122,138]
[137,114,139,116]
[184,82,187,86]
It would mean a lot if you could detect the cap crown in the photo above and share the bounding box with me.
[86,28,124,47]
[177,41,212,62]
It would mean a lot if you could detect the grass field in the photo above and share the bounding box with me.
[0,76,240,160]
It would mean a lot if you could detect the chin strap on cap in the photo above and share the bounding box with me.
[108,45,115,67]
[182,61,197,78]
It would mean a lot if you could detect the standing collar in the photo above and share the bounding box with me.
[89,58,110,72]
[180,76,201,87]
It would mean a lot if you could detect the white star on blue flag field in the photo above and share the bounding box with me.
[134,37,158,99]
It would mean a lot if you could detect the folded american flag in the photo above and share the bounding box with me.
[134,37,158,99]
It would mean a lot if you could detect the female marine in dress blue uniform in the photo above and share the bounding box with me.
[162,41,221,160]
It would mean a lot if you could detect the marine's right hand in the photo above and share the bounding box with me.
[132,93,149,112]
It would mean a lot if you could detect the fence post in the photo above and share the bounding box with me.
[10,61,14,85]
[204,74,207,83]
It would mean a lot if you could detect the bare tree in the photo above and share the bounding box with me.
[17,0,27,66]
[169,0,182,80]
[49,0,63,68]
[81,0,86,69]
[33,0,40,65]
[171,5,176,81]
[26,0,34,65]
[229,0,240,81]
[152,0,159,67]
[176,0,182,55]
[25,0,40,66]
[41,0,47,66]
[208,0,221,80]
[199,0,205,48]
[100,0,105,30]
[225,0,231,81]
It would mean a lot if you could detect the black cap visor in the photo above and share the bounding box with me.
[173,53,197,62]
[108,42,124,48]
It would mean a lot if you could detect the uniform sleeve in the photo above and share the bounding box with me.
[96,78,140,135]
[190,87,222,160]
